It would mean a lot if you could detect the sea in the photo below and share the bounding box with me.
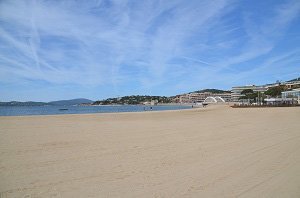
[0,105,192,116]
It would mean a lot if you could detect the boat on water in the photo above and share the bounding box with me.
[59,108,68,111]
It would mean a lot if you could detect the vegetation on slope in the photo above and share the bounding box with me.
[93,95,171,105]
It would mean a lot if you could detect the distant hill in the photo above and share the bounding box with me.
[93,95,171,105]
[0,101,48,106]
[191,89,231,94]
[48,98,93,106]
[287,77,300,82]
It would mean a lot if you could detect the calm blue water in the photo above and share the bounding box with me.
[0,105,192,116]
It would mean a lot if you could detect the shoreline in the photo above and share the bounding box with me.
[0,104,194,118]
[0,104,207,118]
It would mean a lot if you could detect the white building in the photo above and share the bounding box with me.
[179,92,231,103]
[282,88,300,104]
[231,79,300,103]
[264,98,295,105]
[231,85,267,102]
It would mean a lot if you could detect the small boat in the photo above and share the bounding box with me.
[59,108,68,111]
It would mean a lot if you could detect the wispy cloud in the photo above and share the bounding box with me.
[0,1,232,84]
[212,0,300,70]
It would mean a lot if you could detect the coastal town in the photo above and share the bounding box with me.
[92,77,300,106]
[176,77,300,105]
[1,77,299,107]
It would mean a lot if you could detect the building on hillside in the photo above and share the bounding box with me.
[189,92,211,103]
[264,82,281,88]
[264,80,300,89]
[171,96,180,103]
[179,94,191,103]
[284,80,300,89]
[231,78,300,102]
[151,100,158,105]
[231,85,267,102]
[214,93,232,102]
[179,92,231,103]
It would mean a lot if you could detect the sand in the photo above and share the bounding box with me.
[0,105,300,198]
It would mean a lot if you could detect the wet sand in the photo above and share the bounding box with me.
[1,105,300,197]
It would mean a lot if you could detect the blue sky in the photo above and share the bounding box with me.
[0,0,300,102]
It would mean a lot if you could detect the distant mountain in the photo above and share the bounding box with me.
[48,98,93,106]
[0,98,93,106]
[0,101,48,106]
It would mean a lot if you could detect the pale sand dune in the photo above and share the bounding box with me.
[0,105,300,197]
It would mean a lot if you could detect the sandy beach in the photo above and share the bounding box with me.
[1,105,300,197]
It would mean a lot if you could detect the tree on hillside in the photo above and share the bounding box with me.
[241,89,253,95]
[264,86,285,97]
[194,89,230,94]
[239,89,258,101]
